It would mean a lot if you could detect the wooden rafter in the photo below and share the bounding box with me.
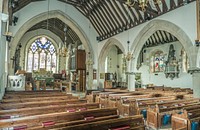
[100,0,119,33]
[113,0,128,29]
[170,0,177,10]
[119,2,134,29]
[87,1,110,37]
[92,0,115,36]
[10,0,196,41]
[107,0,126,30]
[161,0,168,12]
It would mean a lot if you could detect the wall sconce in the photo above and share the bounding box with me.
[11,0,19,8]
[4,32,13,42]
[13,16,18,26]
[124,41,133,61]
[195,39,200,47]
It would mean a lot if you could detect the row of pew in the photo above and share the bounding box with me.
[86,87,200,130]
[0,90,145,130]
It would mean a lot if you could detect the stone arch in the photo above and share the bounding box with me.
[130,19,194,72]
[98,38,125,74]
[9,10,94,77]
[18,29,61,71]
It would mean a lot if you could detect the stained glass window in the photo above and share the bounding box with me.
[150,51,165,73]
[27,37,57,73]
[27,51,33,72]
[46,53,51,71]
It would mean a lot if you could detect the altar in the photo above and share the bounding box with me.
[34,76,54,90]
[32,69,54,90]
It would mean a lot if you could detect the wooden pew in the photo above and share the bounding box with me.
[3,92,68,99]
[86,90,101,103]
[119,94,153,116]
[1,95,78,103]
[107,92,146,108]
[0,108,118,129]
[0,99,87,110]
[147,98,200,129]
[98,91,147,108]
[172,104,200,130]
[95,92,121,104]
[119,95,177,117]
[50,115,145,130]
[0,103,100,119]
[5,90,61,94]
[30,115,119,130]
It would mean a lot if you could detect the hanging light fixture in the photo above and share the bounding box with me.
[59,26,68,57]
[124,41,133,61]
[125,0,161,12]
[85,23,93,66]
[125,0,136,7]
[124,11,133,62]
[138,0,148,12]
[59,4,68,57]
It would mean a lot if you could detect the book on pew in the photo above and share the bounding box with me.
[42,121,55,127]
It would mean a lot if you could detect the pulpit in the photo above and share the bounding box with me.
[8,75,25,91]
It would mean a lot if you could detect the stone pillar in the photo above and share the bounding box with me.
[0,0,9,99]
[88,65,93,90]
[86,53,93,90]
[192,72,200,98]
[189,68,200,98]
[127,72,135,91]
[126,60,135,91]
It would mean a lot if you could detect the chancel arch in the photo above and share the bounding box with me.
[9,10,94,80]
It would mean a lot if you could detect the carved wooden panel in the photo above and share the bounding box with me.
[76,50,86,70]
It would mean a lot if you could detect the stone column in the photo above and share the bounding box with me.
[189,68,200,98]
[127,72,135,91]
[86,53,93,90]
[126,60,135,91]
[88,65,93,90]
[0,0,9,99]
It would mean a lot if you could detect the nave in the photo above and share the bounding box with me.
[0,86,199,130]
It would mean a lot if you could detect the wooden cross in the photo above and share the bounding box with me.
[10,56,15,68]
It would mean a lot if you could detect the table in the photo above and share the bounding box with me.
[34,76,54,90]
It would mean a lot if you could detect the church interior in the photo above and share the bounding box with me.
[1,0,200,129]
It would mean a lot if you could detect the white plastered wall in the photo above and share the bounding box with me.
[98,2,197,89]
[139,41,192,88]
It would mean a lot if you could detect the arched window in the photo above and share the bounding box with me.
[27,37,57,73]
[150,51,165,73]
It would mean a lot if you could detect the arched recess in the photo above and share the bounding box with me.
[98,38,125,75]
[130,19,194,72]
[9,10,94,77]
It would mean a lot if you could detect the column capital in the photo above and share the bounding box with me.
[188,67,200,74]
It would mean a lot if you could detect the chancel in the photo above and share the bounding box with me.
[1,0,200,130]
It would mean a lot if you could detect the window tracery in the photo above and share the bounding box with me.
[27,37,57,73]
